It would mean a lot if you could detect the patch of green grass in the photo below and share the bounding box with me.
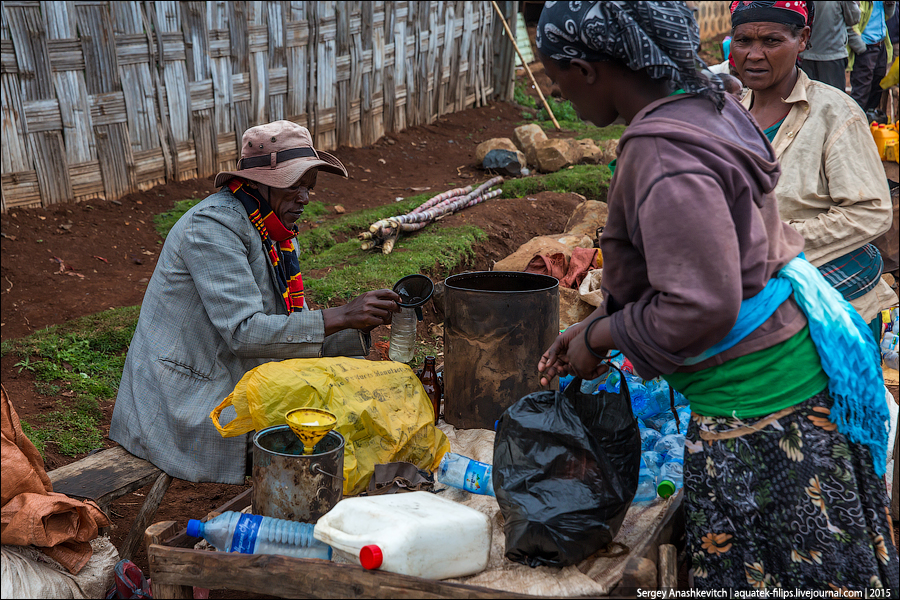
[513,81,538,110]
[154,198,202,238]
[2,306,140,458]
[574,124,627,142]
[298,224,486,305]
[300,200,330,222]
[537,95,579,123]
[21,402,104,459]
[500,164,611,201]
[291,194,498,305]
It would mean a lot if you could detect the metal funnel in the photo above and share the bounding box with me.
[285,408,337,455]
[393,274,434,320]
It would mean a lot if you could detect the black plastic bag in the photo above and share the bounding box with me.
[493,369,641,568]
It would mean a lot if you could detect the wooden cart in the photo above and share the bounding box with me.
[146,488,684,598]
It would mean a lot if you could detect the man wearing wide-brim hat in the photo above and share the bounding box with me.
[110,121,400,484]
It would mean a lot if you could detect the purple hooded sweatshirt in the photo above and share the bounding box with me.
[601,93,808,380]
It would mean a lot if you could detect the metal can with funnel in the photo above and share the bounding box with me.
[251,408,345,523]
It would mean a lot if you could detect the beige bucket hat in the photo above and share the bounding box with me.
[214,120,347,188]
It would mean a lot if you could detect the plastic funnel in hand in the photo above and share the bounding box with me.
[285,408,337,455]
[393,274,434,321]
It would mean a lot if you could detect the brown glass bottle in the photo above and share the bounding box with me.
[418,356,442,425]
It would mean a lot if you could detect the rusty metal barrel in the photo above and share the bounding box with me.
[443,271,559,430]
[252,426,344,523]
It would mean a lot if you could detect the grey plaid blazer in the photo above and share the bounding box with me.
[110,189,368,483]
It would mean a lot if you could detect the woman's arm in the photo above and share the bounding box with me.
[786,114,892,265]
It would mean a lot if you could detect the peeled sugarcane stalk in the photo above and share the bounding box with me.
[397,188,504,233]
[381,228,400,255]
[364,176,505,253]
[410,185,473,214]
[369,186,473,233]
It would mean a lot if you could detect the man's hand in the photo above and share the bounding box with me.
[322,289,401,336]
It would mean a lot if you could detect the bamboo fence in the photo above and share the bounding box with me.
[1,1,515,211]
[688,1,732,41]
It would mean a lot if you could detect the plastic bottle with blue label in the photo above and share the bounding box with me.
[186,511,332,560]
[437,452,495,496]
[656,455,684,499]
[634,455,658,503]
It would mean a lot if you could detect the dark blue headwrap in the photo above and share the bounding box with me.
[536,1,725,110]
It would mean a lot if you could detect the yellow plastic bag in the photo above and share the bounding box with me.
[880,57,898,89]
[210,357,450,496]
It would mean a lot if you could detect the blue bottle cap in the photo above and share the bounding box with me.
[186,519,202,538]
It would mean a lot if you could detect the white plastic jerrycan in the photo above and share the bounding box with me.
[313,491,491,579]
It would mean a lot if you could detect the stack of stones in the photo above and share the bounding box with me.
[476,124,617,176]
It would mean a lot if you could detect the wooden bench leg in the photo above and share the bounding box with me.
[145,521,192,600]
[658,543,677,592]
[120,472,174,562]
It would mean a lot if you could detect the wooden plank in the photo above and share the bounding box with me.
[266,1,285,122]
[49,446,163,509]
[285,4,308,125]
[68,159,106,198]
[121,472,174,562]
[6,3,53,100]
[90,91,128,125]
[248,3,268,126]
[23,98,63,132]
[207,2,233,174]
[616,490,684,595]
[155,2,191,145]
[149,545,533,599]
[658,543,677,592]
[314,1,336,149]
[145,522,192,600]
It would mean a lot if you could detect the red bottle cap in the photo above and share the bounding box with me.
[360,545,383,570]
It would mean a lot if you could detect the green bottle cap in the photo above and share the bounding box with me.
[657,480,676,498]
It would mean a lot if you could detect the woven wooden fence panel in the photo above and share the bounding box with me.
[689,1,732,41]
[1,1,503,211]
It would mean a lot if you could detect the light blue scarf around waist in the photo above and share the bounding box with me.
[684,255,888,475]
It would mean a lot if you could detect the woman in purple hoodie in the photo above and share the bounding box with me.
[535,1,897,591]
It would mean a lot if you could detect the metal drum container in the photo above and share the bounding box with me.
[251,425,344,523]
[443,271,559,430]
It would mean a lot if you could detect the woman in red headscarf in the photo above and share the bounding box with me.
[731,1,893,342]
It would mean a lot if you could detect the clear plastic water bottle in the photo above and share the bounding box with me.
[660,407,692,436]
[437,452,495,496]
[656,455,684,499]
[643,412,670,432]
[186,511,332,560]
[389,307,417,363]
[640,427,662,452]
[881,330,898,370]
[653,434,685,458]
[633,456,658,503]
[580,375,607,395]
[641,450,665,476]
[629,380,656,419]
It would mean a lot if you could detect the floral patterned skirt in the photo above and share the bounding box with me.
[685,390,898,591]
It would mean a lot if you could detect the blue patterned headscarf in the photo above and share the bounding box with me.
[536,1,725,110]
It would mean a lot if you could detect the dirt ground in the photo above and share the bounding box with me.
[0,95,588,580]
